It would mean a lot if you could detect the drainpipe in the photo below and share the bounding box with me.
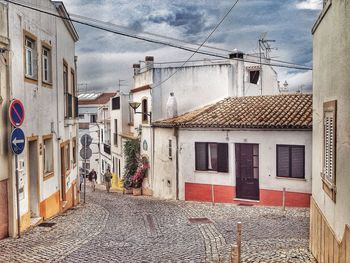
[55,17,61,205]
[175,127,179,200]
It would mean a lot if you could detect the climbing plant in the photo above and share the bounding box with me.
[123,138,140,189]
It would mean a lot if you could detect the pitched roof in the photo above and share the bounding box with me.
[153,94,312,130]
[78,93,116,105]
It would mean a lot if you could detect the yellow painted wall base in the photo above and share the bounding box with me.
[40,191,60,219]
[310,198,350,263]
[20,212,31,232]
[111,173,124,191]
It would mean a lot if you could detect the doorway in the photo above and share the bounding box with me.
[28,140,40,218]
[235,143,260,200]
[60,145,67,201]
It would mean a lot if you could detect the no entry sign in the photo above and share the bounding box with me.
[9,99,25,127]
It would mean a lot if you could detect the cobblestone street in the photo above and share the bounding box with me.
[0,187,316,263]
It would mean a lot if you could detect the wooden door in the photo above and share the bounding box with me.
[60,145,66,201]
[235,144,259,200]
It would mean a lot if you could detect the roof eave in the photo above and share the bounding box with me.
[52,1,79,42]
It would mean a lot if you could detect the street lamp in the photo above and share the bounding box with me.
[129,101,152,122]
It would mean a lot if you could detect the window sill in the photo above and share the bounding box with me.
[321,173,336,202]
[43,172,54,181]
[275,176,306,181]
[194,170,228,174]
[42,81,53,88]
[24,76,38,84]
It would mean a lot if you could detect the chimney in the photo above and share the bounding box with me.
[133,63,140,75]
[166,92,178,118]
[145,56,154,70]
[229,49,244,59]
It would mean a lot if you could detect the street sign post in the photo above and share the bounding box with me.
[81,134,92,147]
[80,147,92,160]
[9,99,25,127]
[80,134,93,204]
[10,128,25,155]
[9,99,25,238]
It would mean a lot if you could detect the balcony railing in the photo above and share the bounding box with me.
[104,143,111,155]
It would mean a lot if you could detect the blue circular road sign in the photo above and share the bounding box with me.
[11,128,25,155]
[9,99,25,127]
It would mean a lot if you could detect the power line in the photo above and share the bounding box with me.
[71,12,311,69]
[3,0,312,71]
[152,0,241,89]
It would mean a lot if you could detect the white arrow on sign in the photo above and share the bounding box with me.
[12,138,24,146]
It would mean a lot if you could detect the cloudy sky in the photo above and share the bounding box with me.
[62,0,323,92]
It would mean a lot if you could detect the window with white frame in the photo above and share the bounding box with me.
[25,36,36,79]
[323,101,336,183]
[42,47,52,83]
[43,137,54,176]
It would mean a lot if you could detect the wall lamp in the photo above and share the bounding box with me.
[129,101,152,122]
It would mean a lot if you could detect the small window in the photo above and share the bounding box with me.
[90,114,97,123]
[112,97,120,110]
[25,36,37,79]
[168,139,172,159]
[142,99,148,123]
[276,145,305,178]
[71,69,76,96]
[43,137,54,176]
[64,143,70,173]
[72,138,77,165]
[42,47,52,83]
[249,70,260,84]
[114,119,118,146]
[322,100,337,201]
[79,114,84,119]
[195,142,228,172]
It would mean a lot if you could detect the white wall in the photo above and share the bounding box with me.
[4,0,78,226]
[312,0,350,240]
[153,128,312,200]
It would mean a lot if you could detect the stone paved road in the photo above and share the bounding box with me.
[0,187,316,263]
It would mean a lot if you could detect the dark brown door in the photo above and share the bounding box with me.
[60,145,66,201]
[235,144,259,200]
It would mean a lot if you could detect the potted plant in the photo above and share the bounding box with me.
[132,157,149,196]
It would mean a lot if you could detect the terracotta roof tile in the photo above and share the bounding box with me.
[78,93,116,105]
[153,94,312,129]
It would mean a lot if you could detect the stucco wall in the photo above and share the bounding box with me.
[153,128,312,201]
[312,0,350,240]
[4,0,78,235]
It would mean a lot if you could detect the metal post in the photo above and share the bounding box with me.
[237,222,242,263]
[231,244,239,263]
[211,184,215,205]
[15,155,21,238]
[282,187,286,211]
[84,135,87,203]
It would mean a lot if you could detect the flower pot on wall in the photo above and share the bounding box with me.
[124,188,133,195]
[133,188,142,196]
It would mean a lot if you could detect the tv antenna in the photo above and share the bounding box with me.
[258,32,277,60]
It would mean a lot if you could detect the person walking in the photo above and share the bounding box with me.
[104,168,112,193]
[88,169,97,192]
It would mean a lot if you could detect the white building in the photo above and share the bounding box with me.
[153,94,312,206]
[310,0,350,261]
[0,0,79,238]
[114,54,284,196]
[78,92,116,183]
[109,91,132,190]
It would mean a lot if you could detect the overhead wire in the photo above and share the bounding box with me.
[151,0,241,89]
[3,0,312,71]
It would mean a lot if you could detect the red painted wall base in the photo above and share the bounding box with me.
[185,182,310,207]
